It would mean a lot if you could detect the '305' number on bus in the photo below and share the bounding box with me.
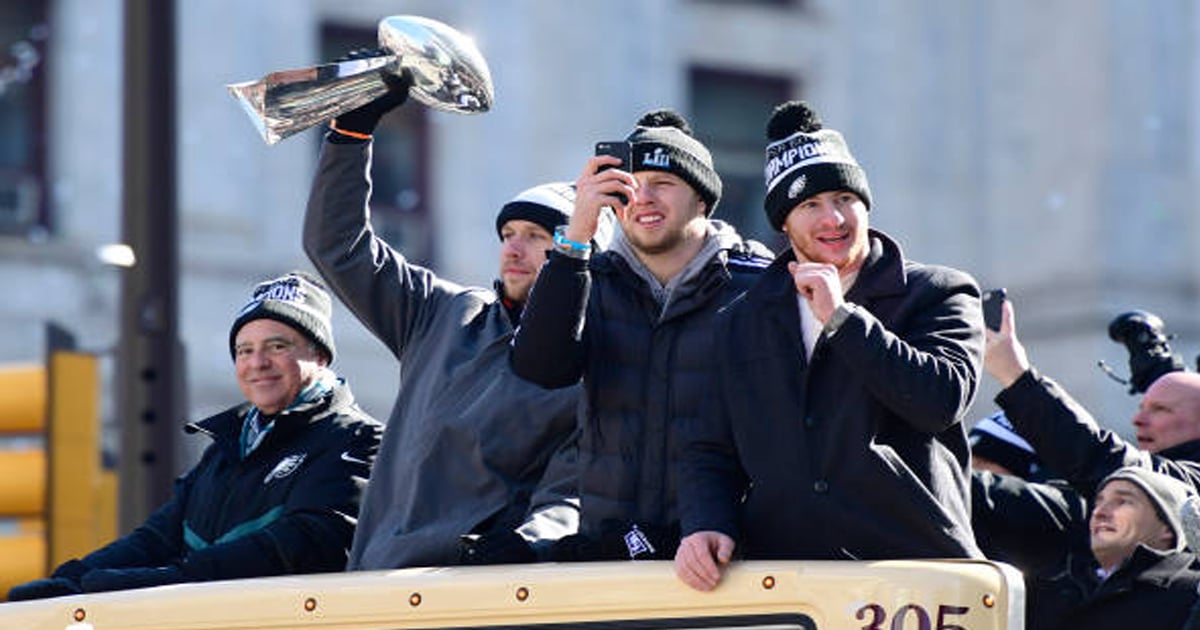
[856,603,970,630]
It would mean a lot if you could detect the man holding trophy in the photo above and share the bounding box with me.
[296,20,591,569]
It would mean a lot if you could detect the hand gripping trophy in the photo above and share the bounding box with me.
[228,15,494,145]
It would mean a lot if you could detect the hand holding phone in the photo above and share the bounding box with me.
[982,288,1007,332]
[594,141,631,204]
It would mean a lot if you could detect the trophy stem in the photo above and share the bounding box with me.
[227,56,394,145]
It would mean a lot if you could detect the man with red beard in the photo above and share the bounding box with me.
[675,101,985,590]
[511,109,772,561]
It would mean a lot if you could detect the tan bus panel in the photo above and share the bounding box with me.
[0,559,1025,630]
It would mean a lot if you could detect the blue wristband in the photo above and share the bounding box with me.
[553,227,592,253]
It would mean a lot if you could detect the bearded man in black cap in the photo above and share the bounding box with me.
[8,272,383,600]
[510,109,773,561]
[675,101,986,591]
[303,74,602,569]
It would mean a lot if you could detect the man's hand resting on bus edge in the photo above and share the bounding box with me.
[674,531,735,591]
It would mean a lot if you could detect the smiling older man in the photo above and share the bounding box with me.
[8,272,383,600]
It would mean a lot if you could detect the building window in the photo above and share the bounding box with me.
[0,2,48,239]
[320,24,434,266]
[689,67,792,250]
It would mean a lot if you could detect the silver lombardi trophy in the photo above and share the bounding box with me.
[227,15,494,145]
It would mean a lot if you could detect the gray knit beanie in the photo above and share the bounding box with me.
[1099,466,1193,553]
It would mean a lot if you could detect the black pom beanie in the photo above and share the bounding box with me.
[624,109,722,215]
[763,100,872,230]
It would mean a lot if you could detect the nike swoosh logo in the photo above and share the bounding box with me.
[340,451,369,465]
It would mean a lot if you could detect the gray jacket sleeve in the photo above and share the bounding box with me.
[303,137,459,357]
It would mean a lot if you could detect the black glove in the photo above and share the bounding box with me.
[6,557,96,601]
[7,576,83,601]
[80,565,185,593]
[458,529,537,565]
[544,533,600,562]
[51,558,93,582]
[331,48,412,136]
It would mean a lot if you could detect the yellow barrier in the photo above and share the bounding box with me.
[47,351,102,568]
[0,520,46,599]
[0,352,112,601]
[0,449,46,516]
[0,365,46,434]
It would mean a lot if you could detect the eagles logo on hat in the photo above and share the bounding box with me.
[763,100,872,231]
[229,271,336,363]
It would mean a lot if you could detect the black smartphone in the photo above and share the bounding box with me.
[594,141,631,204]
[594,141,631,172]
[982,288,1007,332]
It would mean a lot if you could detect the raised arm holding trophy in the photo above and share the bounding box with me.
[237,14,591,570]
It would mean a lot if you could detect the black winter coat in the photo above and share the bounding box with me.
[972,470,1093,630]
[1058,547,1200,630]
[681,229,984,560]
[75,381,382,581]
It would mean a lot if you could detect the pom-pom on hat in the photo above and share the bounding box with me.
[229,271,335,363]
[624,109,722,215]
[763,100,872,231]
